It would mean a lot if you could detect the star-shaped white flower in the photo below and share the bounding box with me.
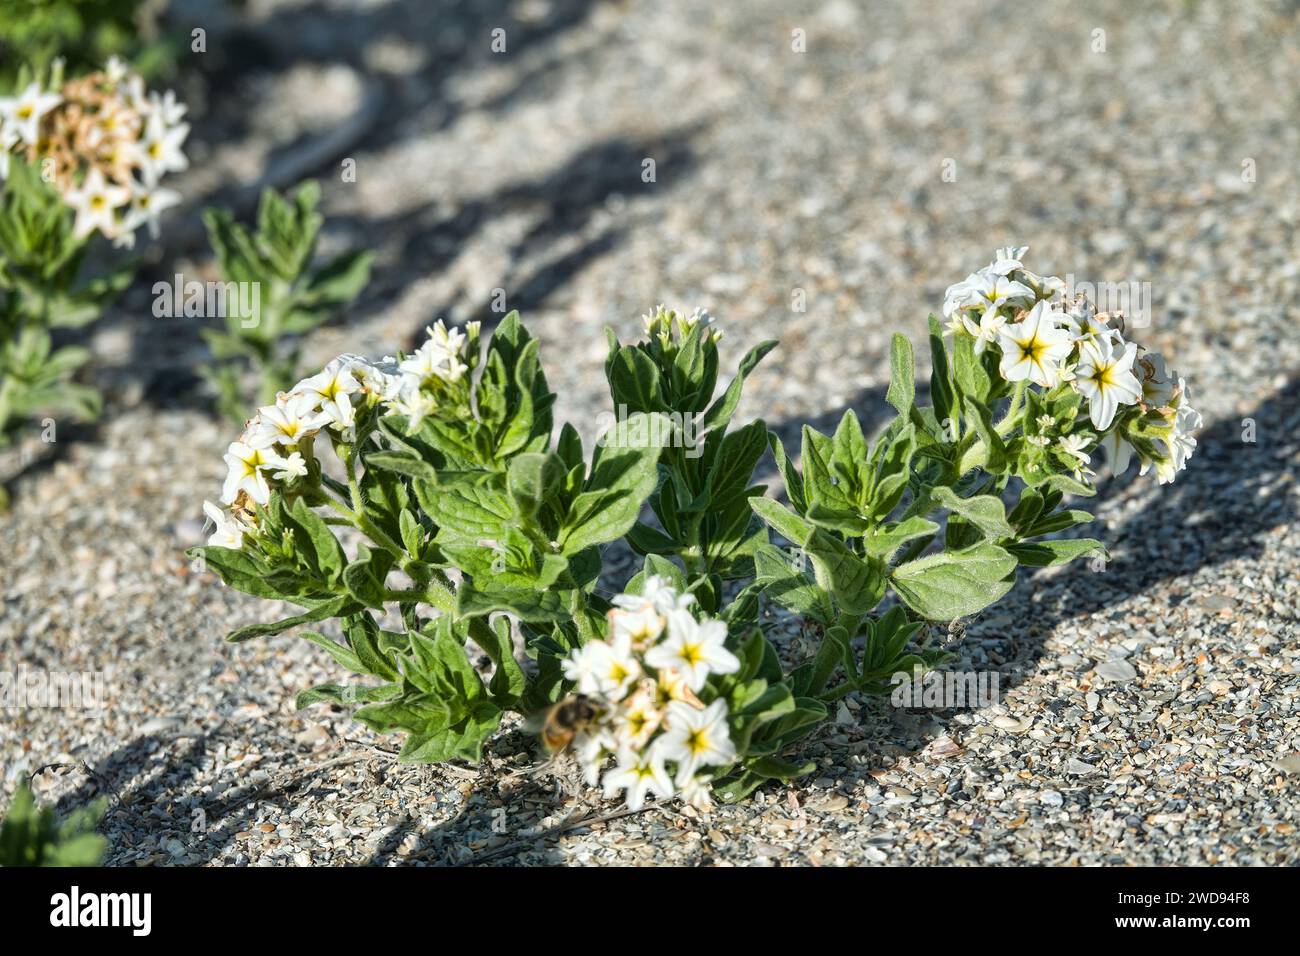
[562,634,641,701]
[296,358,361,430]
[613,683,663,750]
[138,113,190,183]
[997,301,1074,388]
[1074,335,1141,430]
[658,699,736,786]
[221,441,286,505]
[0,81,61,145]
[121,181,181,240]
[1057,434,1095,481]
[64,167,131,240]
[644,611,740,692]
[249,392,331,449]
[602,742,673,811]
[202,500,247,549]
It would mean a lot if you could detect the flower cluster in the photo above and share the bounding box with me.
[561,577,742,811]
[944,246,1200,483]
[0,56,189,246]
[202,320,476,548]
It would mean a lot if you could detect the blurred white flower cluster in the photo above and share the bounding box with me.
[202,320,475,548]
[944,246,1200,484]
[561,576,741,811]
[0,56,188,246]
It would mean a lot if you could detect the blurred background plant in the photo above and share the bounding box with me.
[0,0,175,90]
[200,179,372,424]
[0,783,106,866]
[0,53,187,506]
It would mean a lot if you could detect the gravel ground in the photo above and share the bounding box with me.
[2,0,1298,866]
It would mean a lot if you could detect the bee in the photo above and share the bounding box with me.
[536,694,602,755]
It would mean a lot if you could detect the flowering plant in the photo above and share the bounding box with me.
[192,249,1199,810]
[0,58,186,451]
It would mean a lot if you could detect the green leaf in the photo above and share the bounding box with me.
[890,542,1017,620]
[803,528,885,616]
[928,486,1013,539]
[753,543,834,624]
[749,495,813,545]
[342,546,388,608]
[886,332,915,417]
[364,450,440,482]
[706,418,768,509]
[225,598,353,642]
[701,340,777,432]
[559,412,668,553]
[860,515,939,560]
[927,315,955,427]
[1006,538,1106,567]
[456,584,574,622]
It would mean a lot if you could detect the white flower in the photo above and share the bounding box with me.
[1057,296,1122,347]
[609,605,665,649]
[659,699,736,786]
[120,181,181,239]
[64,167,131,240]
[965,271,1035,313]
[147,88,188,126]
[678,775,715,811]
[1137,352,1175,409]
[612,574,694,617]
[602,742,673,811]
[0,81,61,145]
[1058,433,1091,463]
[400,321,468,384]
[272,451,308,481]
[613,683,663,750]
[105,56,130,85]
[221,441,285,505]
[645,611,740,692]
[138,113,190,183]
[942,272,981,319]
[297,358,361,430]
[1057,434,1095,481]
[203,500,246,549]
[388,380,438,427]
[562,635,641,701]
[574,728,617,787]
[1101,429,1136,477]
[1153,382,1201,484]
[960,306,1009,355]
[997,301,1074,388]
[1074,336,1141,430]
[988,246,1028,276]
[249,392,331,448]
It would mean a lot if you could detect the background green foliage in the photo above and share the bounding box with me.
[0,784,106,866]
[0,0,166,88]
[0,160,133,451]
[201,180,373,422]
